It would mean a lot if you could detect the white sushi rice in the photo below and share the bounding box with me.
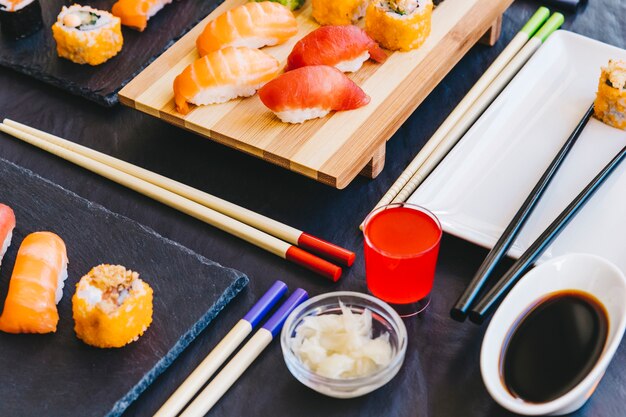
[76,275,144,307]
[226,36,280,50]
[76,282,103,306]
[190,83,265,106]
[274,108,330,124]
[144,0,173,21]
[57,5,115,31]
[0,0,34,12]
[376,0,430,17]
[55,257,68,304]
[0,229,12,268]
[335,51,370,73]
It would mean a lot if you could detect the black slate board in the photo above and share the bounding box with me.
[0,157,248,417]
[0,0,223,106]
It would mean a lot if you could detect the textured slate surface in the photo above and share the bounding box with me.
[0,158,248,417]
[0,1,624,417]
[0,0,224,106]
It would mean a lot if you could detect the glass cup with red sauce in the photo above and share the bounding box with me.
[363,203,442,317]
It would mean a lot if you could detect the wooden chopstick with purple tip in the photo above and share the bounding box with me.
[154,281,288,417]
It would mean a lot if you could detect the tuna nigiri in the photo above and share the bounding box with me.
[196,1,298,57]
[173,46,281,115]
[285,26,387,73]
[111,0,172,32]
[0,204,15,268]
[259,65,370,124]
[0,232,68,334]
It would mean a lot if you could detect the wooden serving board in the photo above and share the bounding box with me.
[120,0,513,188]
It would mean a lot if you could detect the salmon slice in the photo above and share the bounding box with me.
[0,204,15,268]
[0,232,68,334]
[196,1,298,56]
[173,46,281,114]
[285,25,387,72]
[111,0,173,32]
[258,65,370,123]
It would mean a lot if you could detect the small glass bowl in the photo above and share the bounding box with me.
[280,291,408,399]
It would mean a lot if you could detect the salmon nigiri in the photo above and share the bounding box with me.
[0,204,15,268]
[0,232,68,334]
[259,65,370,124]
[196,1,298,56]
[285,25,387,73]
[173,46,281,115]
[112,0,173,32]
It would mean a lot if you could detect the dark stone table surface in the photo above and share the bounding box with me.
[0,1,624,416]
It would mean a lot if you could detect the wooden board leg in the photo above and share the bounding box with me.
[359,144,386,179]
[479,15,503,46]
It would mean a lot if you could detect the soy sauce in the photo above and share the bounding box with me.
[501,291,608,403]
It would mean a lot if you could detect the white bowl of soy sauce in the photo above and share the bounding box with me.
[480,253,626,415]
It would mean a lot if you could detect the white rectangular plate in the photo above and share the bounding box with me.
[409,30,626,272]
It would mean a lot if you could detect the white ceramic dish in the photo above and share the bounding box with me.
[408,31,626,272]
[481,254,626,415]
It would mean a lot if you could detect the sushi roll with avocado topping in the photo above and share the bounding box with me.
[52,5,123,66]
[0,0,43,40]
[72,264,153,348]
[365,0,433,51]
[594,59,626,130]
[312,0,368,26]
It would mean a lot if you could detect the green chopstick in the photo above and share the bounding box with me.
[366,7,551,223]
[386,10,565,207]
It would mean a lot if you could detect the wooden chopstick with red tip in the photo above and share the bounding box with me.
[0,120,350,281]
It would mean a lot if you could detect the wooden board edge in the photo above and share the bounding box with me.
[328,0,514,189]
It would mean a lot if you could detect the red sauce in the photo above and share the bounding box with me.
[364,206,441,304]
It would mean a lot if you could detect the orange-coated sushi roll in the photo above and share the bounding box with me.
[196,1,298,57]
[594,59,626,130]
[365,0,433,52]
[173,46,281,114]
[0,232,68,334]
[52,5,123,66]
[311,0,368,26]
[72,264,153,348]
[111,0,173,32]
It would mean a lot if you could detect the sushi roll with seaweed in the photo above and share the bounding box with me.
[52,5,123,66]
[365,0,433,51]
[594,59,626,130]
[0,204,15,268]
[312,0,368,26]
[0,232,68,334]
[0,0,43,40]
[73,264,153,348]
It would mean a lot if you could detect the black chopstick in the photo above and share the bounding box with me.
[450,104,595,322]
[468,145,626,324]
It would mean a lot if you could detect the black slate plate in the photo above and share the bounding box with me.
[0,157,248,417]
[0,0,223,106]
